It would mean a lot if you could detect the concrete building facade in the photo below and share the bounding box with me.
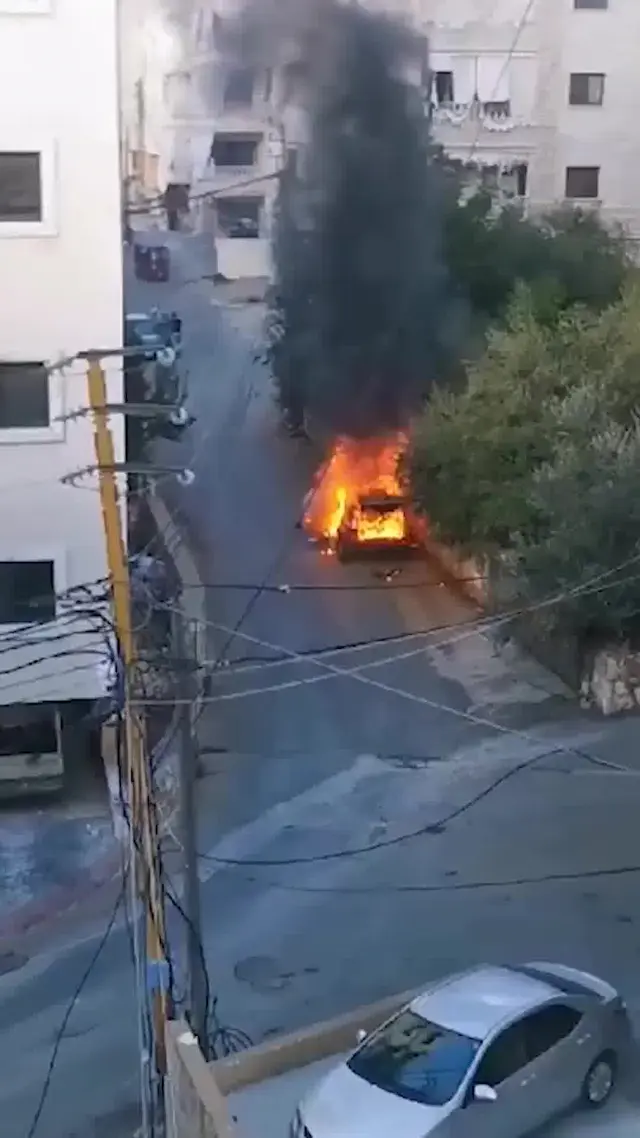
[154,0,640,274]
[420,0,640,237]
[174,0,283,278]
[0,0,123,788]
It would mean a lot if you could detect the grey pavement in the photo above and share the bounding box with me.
[0,763,117,948]
[3,232,640,1137]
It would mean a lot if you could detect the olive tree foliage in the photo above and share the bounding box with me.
[406,284,640,566]
[442,193,633,327]
[513,398,640,641]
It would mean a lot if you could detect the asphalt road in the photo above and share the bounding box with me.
[3,233,640,1138]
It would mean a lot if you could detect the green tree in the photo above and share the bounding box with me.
[406,284,640,559]
[513,398,640,642]
[443,193,632,327]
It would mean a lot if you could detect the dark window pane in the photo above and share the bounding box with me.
[565,165,600,198]
[475,1022,529,1086]
[0,561,56,624]
[515,163,528,196]
[0,711,57,755]
[0,152,42,222]
[434,71,454,104]
[0,362,50,428]
[217,197,262,238]
[524,1005,582,1060]
[223,68,255,107]
[211,136,258,167]
[569,73,605,105]
[286,147,298,177]
[574,0,608,8]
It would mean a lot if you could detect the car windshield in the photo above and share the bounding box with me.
[347,1010,480,1107]
[128,316,159,340]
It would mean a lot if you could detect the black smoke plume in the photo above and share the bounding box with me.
[236,0,464,439]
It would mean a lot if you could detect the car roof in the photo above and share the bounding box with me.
[126,313,151,321]
[410,965,560,1041]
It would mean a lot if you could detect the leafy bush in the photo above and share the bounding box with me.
[443,194,632,326]
[406,284,640,567]
[513,398,640,642]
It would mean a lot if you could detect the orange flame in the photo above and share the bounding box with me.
[303,434,407,545]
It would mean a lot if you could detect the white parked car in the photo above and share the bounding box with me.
[291,963,631,1138]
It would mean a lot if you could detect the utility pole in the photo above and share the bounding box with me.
[86,357,170,1126]
[173,610,208,1055]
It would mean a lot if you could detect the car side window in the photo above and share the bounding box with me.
[474,1022,529,1087]
[523,1005,582,1061]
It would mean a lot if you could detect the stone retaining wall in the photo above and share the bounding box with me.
[164,989,419,1137]
[580,645,640,715]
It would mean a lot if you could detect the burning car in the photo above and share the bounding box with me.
[334,492,420,560]
[303,435,423,560]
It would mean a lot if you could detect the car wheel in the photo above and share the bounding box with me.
[581,1052,617,1108]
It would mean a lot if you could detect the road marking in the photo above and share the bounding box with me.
[196,754,387,884]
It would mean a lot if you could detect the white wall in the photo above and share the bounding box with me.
[422,0,640,237]
[0,0,123,705]
[544,0,640,235]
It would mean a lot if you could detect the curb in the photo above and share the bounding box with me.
[148,493,208,659]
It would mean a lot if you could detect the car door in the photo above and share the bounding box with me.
[519,1003,587,1122]
[445,1020,534,1138]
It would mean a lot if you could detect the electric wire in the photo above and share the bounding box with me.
[25,872,128,1138]
[127,169,283,217]
[163,883,253,1057]
[237,862,640,897]
[165,741,640,893]
[466,0,538,164]
[193,741,626,870]
[139,564,640,706]
[125,0,534,228]
[181,575,487,592]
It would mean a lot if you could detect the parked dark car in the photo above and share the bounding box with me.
[134,242,170,282]
[125,310,182,362]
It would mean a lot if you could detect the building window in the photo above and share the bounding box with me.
[0,362,49,429]
[574,0,608,7]
[515,163,528,197]
[282,60,308,103]
[222,67,255,108]
[211,135,259,168]
[565,165,600,199]
[217,197,262,238]
[264,67,273,103]
[0,151,42,222]
[569,73,605,105]
[433,71,454,105]
[286,147,298,177]
[0,560,56,624]
[500,163,528,198]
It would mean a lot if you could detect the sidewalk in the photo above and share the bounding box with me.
[0,804,120,952]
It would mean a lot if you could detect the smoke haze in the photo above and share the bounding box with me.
[236,0,465,438]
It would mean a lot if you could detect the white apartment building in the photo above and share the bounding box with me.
[151,0,640,274]
[420,0,640,236]
[0,0,123,790]
[133,0,285,278]
[176,0,284,278]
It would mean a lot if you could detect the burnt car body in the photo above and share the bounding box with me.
[335,494,422,561]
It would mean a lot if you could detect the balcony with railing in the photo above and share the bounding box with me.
[428,52,543,155]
